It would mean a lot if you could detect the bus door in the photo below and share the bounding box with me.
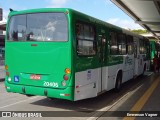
[97,34,106,93]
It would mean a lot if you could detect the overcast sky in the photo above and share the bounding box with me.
[0,0,143,30]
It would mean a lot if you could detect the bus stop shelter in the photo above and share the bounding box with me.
[111,0,160,41]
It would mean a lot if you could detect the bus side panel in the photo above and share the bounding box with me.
[74,68,99,101]
[106,65,122,90]
[72,11,99,101]
[122,55,134,82]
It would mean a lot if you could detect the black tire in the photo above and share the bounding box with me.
[114,73,122,92]
[142,64,146,75]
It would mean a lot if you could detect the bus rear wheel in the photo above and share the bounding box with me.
[114,73,122,92]
[142,64,146,75]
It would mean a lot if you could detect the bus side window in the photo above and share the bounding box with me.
[134,39,137,58]
[139,39,145,54]
[76,22,96,56]
[127,35,134,55]
[110,32,118,55]
[118,33,126,55]
[145,39,150,60]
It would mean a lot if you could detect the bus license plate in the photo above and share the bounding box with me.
[30,74,41,80]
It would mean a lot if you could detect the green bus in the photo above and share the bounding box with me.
[5,8,150,101]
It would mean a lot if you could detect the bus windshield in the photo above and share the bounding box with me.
[8,12,68,42]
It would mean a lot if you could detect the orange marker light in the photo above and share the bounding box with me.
[65,68,70,74]
[5,65,8,70]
